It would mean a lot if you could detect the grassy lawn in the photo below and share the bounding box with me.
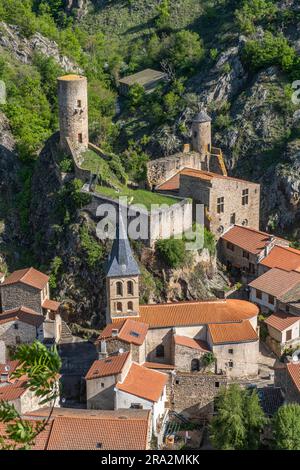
[94,184,180,211]
[80,149,121,187]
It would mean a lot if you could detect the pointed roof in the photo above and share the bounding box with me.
[106,216,140,278]
[193,111,211,123]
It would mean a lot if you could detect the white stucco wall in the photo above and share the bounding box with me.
[249,288,276,313]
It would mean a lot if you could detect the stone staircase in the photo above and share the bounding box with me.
[59,320,73,344]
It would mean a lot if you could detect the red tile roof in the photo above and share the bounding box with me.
[0,306,44,327]
[85,352,130,380]
[260,245,300,272]
[174,335,210,351]
[249,268,300,297]
[42,299,60,312]
[143,362,175,370]
[26,407,150,420]
[156,168,259,192]
[264,312,300,332]
[46,414,150,450]
[0,360,20,377]
[0,420,52,450]
[221,225,285,255]
[0,380,28,401]
[208,320,258,345]
[123,299,259,329]
[287,363,300,393]
[116,363,168,402]
[98,318,148,346]
[1,267,49,290]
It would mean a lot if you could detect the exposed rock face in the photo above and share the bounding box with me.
[0,22,82,72]
[65,0,89,18]
[189,41,248,105]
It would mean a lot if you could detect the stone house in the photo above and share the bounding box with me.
[0,307,44,362]
[0,267,62,344]
[264,313,300,357]
[0,360,59,414]
[85,351,131,410]
[219,225,289,277]
[275,362,300,404]
[258,245,300,276]
[249,268,300,314]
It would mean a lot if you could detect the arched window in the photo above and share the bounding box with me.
[191,359,200,372]
[116,281,123,296]
[128,301,133,312]
[116,302,122,313]
[156,345,165,358]
[127,280,134,296]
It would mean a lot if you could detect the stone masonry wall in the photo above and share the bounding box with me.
[0,321,38,347]
[170,371,227,419]
[147,152,203,188]
[1,282,42,313]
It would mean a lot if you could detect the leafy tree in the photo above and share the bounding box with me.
[155,0,171,31]
[0,341,61,450]
[202,352,216,367]
[127,83,145,112]
[272,404,300,450]
[155,238,186,269]
[167,31,204,73]
[80,225,104,268]
[235,0,278,34]
[210,384,267,450]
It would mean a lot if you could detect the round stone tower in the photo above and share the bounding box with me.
[191,111,212,156]
[57,74,89,153]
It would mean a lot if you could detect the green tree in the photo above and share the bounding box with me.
[272,404,300,450]
[167,30,204,73]
[127,83,145,112]
[155,238,186,269]
[235,0,278,34]
[0,341,61,450]
[155,0,171,31]
[210,384,267,450]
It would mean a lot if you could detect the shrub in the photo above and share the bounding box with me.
[80,225,104,268]
[155,238,186,269]
[235,0,278,34]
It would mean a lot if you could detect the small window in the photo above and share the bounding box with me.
[227,242,234,251]
[242,219,248,226]
[175,379,180,385]
[156,344,165,358]
[242,189,249,206]
[228,348,234,355]
[268,295,275,305]
[116,282,123,296]
[286,305,290,313]
[191,358,200,372]
[256,289,262,300]
[215,382,220,388]
[230,213,236,225]
[14,323,19,330]
[249,263,255,274]
[193,131,197,138]
[15,336,21,345]
[217,197,224,214]
[286,329,292,341]
[77,99,82,108]
[116,302,122,313]
[128,301,133,312]
[101,382,105,388]
[131,403,143,409]
[228,360,234,368]
[127,280,134,296]
[78,133,83,143]
[243,250,249,259]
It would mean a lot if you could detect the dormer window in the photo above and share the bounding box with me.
[111,329,119,337]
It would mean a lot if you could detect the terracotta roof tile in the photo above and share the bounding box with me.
[179,167,258,185]
[249,268,300,297]
[0,420,52,450]
[1,267,49,290]
[208,320,258,344]
[264,312,300,332]
[174,335,210,351]
[26,407,150,420]
[287,363,300,393]
[42,299,60,312]
[221,225,286,255]
[98,319,148,346]
[260,245,300,271]
[143,362,175,370]
[0,360,20,377]
[46,414,149,450]
[116,363,168,402]
[0,306,44,328]
[156,173,180,191]
[85,352,130,380]
[0,380,27,401]
[123,299,259,329]
[98,320,126,340]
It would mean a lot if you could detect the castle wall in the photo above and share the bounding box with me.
[147,152,203,188]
